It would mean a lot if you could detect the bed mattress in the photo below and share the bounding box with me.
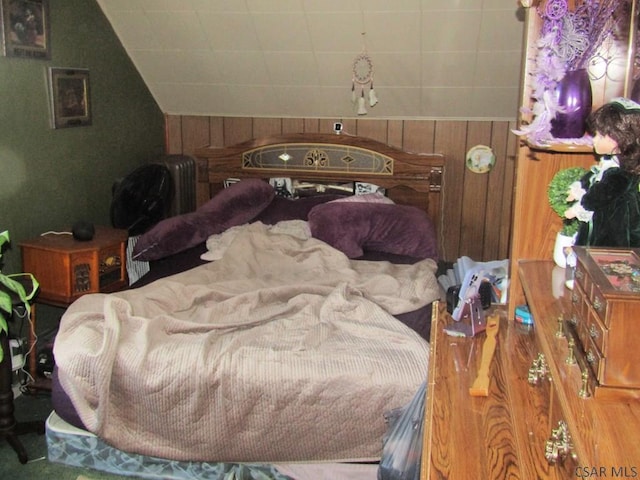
[52,222,438,463]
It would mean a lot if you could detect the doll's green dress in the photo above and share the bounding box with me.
[575,166,640,248]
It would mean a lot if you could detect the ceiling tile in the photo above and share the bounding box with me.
[365,87,422,118]
[421,87,474,118]
[199,13,261,51]
[150,83,233,115]
[420,0,484,10]
[370,52,422,87]
[315,52,359,87]
[129,50,224,84]
[212,51,270,84]
[225,84,281,116]
[263,52,320,85]
[145,11,209,50]
[421,52,478,87]
[421,11,482,52]
[251,12,313,51]
[301,0,360,13]
[306,12,363,53]
[478,9,524,51]
[363,12,421,52]
[189,0,249,12]
[246,0,305,13]
[474,51,522,87]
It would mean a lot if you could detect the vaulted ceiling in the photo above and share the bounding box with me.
[96,0,525,120]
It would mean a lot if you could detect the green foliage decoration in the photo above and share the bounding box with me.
[0,231,39,363]
[547,167,588,237]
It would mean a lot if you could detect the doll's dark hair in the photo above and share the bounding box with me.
[586,101,640,174]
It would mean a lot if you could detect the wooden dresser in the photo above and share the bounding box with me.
[421,261,640,479]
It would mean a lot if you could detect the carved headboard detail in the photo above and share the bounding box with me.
[193,133,445,234]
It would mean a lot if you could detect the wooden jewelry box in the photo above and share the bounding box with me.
[570,246,640,398]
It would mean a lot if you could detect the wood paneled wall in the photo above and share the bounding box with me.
[164,115,518,263]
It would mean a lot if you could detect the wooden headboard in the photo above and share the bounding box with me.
[193,133,445,234]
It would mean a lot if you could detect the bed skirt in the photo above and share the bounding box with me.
[46,411,380,480]
[46,411,293,479]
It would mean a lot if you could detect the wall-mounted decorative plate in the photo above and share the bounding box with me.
[466,145,495,174]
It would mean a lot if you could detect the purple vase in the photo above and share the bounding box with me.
[550,68,593,139]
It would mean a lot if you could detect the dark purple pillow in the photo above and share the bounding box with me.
[133,179,275,261]
[254,194,345,225]
[308,203,438,261]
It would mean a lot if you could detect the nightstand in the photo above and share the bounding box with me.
[19,226,128,378]
[21,226,128,306]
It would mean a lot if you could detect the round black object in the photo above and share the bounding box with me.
[72,220,95,241]
[110,164,173,236]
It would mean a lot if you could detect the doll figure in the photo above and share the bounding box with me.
[564,98,640,248]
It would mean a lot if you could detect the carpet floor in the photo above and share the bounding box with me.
[0,389,129,479]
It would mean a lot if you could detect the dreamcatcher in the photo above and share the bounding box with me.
[351,33,378,115]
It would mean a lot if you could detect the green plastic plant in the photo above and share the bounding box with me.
[547,167,588,237]
[0,230,39,362]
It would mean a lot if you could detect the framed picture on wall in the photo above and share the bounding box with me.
[48,67,92,129]
[0,0,51,59]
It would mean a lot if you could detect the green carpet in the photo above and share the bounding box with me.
[0,390,129,479]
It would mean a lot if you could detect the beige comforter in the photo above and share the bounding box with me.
[54,222,439,462]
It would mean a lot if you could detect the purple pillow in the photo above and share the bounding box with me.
[308,203,438,260]
[133,179,275,261]
[254,194,345,225]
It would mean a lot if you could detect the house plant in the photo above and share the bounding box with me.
[0,230,38,362]
[547,166,588,267]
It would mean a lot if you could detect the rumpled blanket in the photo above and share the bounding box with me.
[54,222,438,462]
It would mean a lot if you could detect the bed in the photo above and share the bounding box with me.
[48,133,445,479]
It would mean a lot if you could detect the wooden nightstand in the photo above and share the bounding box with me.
[19,226,128,379]
[21,226,128,307]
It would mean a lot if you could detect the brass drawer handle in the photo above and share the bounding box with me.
[589,325,599,339]
[586,349,596,364]
[579,369,590,399]
[570,314,579,326]
[566,338,576,366]
[555,316,565,338]
[545,420,574,464]
[575,269,584,280]
[528,353,548,385]
[592,297,604,313]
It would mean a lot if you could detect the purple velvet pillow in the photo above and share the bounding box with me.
[133,179,275,261]
[308,202,438,260]
[254,194,345,225]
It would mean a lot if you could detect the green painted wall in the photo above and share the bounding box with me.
[0,0,164,275]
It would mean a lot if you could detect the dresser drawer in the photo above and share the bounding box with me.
[574,264,591,300]
[588,282,608,327]
[577,309,606,356]
[569,282,586,329]
[583,334,604,381]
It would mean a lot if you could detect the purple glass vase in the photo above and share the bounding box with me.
[550,68,593,139]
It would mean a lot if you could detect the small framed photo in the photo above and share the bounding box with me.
[0,0,50,59]
[48,67,92,129]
